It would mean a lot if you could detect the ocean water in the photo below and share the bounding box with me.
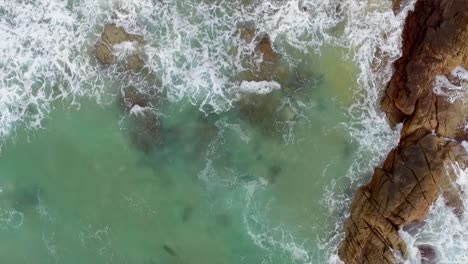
[0,0,432,263]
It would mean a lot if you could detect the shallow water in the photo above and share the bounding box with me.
[0,0,419,263]
[0,59,354,263]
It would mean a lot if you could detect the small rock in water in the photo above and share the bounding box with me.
[119,86,162,154]
[417,244,439,264]
[120,86,152,111]
[255,34,280,64]
[94,24,145,71]
[201,104,215,115]
[402,221,426,236]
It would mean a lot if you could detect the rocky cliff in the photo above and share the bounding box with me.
[339,0,468,263]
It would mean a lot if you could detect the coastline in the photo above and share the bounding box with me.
[338,0,468,263]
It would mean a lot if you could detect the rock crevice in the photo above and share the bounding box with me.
[339,0,468,263]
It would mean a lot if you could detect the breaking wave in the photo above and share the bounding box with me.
[0,0,423,263]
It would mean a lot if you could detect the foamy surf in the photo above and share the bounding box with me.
[401,163,468,264]
[0,0,429,263]
[434,66,468,103]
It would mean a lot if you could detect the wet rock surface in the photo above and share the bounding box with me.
[95,24,145,72]
[339,0,468,263]
[236,26,286,83]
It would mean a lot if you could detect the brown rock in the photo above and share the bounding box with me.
[95,42,114,65]
[235,28,288,83]
[120,86,151,111]
[94,24,145,70]
[255,34,280,64]
[101,24,143,45]
[126,54,145,72]
[339,0,468,263]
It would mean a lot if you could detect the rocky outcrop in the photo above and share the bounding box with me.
[236,27,286,82]
[95,24,145,72]
[339,0,468,263]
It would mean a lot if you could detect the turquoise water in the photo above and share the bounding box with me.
[0,0,410,263]
[0,50,357,263]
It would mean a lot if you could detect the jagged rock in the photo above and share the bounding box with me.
[339,0,468,263]
[119,86,154,111]
[235,25,287,82]
[255,34,280,64]
[94,24,145,71]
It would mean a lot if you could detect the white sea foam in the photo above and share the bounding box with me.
[0,208,23,230]
[434,66,468,103]
[401,162,468,264]
[299,0,418,262]
[242,180,319,264]
[0,0,421,262]
[462,141,468,153]
[0,0,407,142]
[238,80,281,95]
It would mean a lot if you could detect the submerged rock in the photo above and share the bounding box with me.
[339,0,468,263]
[236,89,284,137]
[159,108,219,157]
[162,244,178,257]
[94,24,145,72]
[10,185,42,212]
[182,204,193,222]
[119,87,161,154]
[234,25,323,138]
[127,108,161,154]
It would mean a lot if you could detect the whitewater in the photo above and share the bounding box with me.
[2,0,465,264]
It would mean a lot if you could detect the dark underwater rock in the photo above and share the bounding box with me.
[418,244,439,264]
[12,185,42,212]
[127,108,161,154]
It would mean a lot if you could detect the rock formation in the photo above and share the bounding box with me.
[95,24,145,72]
[339,0,468,263]
[119,87,161,154]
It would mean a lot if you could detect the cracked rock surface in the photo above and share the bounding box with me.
[339,0,468,263]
